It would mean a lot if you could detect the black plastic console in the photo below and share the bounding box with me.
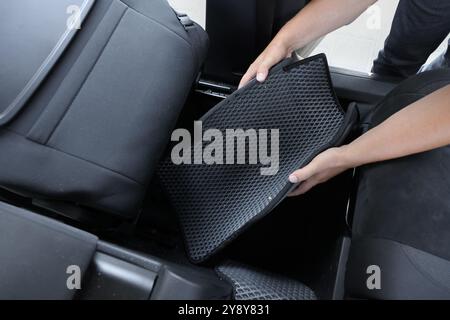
[0,201,232,300]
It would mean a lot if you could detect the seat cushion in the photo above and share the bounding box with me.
[348,69,450,299]
[346,237,450,299]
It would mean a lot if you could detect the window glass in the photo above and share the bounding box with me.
[311,0,399,74]
[167,0,206,28]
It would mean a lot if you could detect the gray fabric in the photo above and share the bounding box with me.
[27,0,128,144]
[47,8,196,181]
[0,202,98,299]
[0,0,93,117]
[346,238,450,299]
[0,0,208,218]
[0,130,143,218]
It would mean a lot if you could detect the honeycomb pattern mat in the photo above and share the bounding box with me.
[158,54,352,263]
[216,261,317,300]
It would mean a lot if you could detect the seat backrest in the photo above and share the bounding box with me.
[0,0,208,218]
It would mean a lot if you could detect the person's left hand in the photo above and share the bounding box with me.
[288,147,352,197]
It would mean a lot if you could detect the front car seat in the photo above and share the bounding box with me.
[346,69,450,299]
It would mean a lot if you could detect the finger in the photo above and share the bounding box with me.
[288,163,317,184]
[255,70,268,83]
[256,51,283,82]
[256,62,269,82]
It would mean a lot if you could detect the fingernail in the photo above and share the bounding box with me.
[256,73,265,82]
[289,175,298,183]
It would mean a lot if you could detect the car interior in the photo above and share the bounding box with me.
[1,0,449,300]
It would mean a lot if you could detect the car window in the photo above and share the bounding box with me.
[169,0,448,75]
[167,0,206,28]
[311,0,399,74]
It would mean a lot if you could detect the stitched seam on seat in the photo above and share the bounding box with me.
[45,7,128,145]
[401,244,450,293]
[364,236,450,293]
[119,0,194,48]
[41,143,143,186]
[2,128,143,186]
[119,1,197,64]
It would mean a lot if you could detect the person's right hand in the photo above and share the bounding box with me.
[287,147,352,197]
[238,41,293,89]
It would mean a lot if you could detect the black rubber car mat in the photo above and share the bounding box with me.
[216,261,317,300]
[158,54,356,263]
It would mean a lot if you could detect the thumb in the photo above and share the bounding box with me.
[256,59,274,83]
[256,70,268,83]
[288,164,317,184]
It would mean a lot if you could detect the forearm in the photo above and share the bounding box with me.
[341,85,450,168]
[273,0,377,52]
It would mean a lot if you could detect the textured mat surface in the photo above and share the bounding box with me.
[216,261,316,300]
[159,54,353,263]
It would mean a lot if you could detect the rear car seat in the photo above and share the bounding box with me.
[346,69,450,299]
[0,0,208,219]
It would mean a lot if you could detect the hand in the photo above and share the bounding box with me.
[238,40,293,89]
[288,147,352,197]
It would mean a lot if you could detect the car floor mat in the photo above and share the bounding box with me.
[158,54,357,263]
[216,261,317,300]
